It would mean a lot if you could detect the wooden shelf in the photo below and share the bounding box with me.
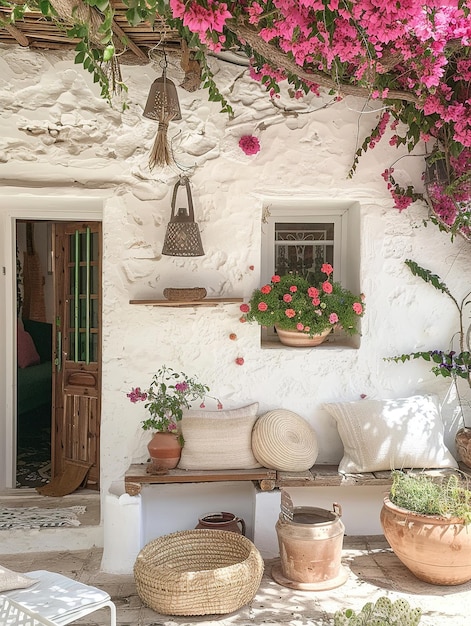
[129,298,244,307]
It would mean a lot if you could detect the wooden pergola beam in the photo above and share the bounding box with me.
[0,10,29,46]
[111,20,147,61]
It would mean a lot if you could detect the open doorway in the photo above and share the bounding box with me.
[16,221,53,488]
[15,220,102,491]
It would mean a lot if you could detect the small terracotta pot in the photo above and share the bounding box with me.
[196,512,246,535]
[455,427,471,468]
[147,432,182,473]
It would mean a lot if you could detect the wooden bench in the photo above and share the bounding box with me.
[124,463,471,496]
[124,465,277,495]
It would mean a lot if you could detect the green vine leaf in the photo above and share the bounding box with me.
[404,259,453,297]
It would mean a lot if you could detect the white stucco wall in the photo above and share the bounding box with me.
[1,45,470,569]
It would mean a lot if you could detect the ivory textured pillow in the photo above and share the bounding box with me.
[178,403,261,470]
[252,409,318,471]
[324,394,458,473]
[0,566,37,592]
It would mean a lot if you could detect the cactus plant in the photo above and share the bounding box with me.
[334,597,422,626]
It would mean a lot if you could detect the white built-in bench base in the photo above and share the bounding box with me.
[100,463,471,575]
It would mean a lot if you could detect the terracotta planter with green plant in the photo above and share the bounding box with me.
[127,365,221,471]
[240,264,365,346]
[380,471,471,586]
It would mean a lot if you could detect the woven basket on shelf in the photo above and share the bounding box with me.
[163,287,207,301]
[133,529,264,616]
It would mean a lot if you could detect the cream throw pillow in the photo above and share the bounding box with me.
[324,394,458,474]
[0,565,37,592]
[178,403,261,470]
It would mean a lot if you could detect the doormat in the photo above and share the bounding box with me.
[37,461,92,497]
[0,506,86,530]
[16,422,51,489]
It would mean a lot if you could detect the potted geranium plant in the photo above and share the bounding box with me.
[240,264,365,347]
[127,365,220,471]
[381,470,471,586]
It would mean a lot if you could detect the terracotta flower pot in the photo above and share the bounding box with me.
[147,432,182,473]
[275,326,331,347]
[455,427,471,469]
[380,496,471,585]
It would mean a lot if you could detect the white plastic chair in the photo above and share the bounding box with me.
[0,570,116,626]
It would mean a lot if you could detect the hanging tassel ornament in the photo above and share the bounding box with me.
[143,53,182,170]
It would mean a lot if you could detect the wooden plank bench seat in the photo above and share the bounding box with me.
[276,463,471,488]
[124,462,471,495]
[124,465,277,495]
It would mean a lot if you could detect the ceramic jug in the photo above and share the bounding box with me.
[196,511,246,535]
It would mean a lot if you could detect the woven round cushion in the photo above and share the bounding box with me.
[134,529,264,616]
[252,409,318,471]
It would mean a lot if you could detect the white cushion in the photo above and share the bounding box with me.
[252,409,318,471]
[324,394,458,473]
[0,566,37,592]
[178,403,261,470]
[2,570,111,623]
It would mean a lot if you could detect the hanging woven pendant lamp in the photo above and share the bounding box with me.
[144,53,182,170]
[162,177,204,257]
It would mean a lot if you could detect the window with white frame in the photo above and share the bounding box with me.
[260,200,361,346]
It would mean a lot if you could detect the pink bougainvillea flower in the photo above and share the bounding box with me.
[235,357,244,366]
[283,293,292,302]
[127,387,147,403]
[322,281,333,294]
[329,313,339,324]
[200,402,206,408]
[271,275,281,283]
[239,135,261,155]
[353,302,363,315]
[285,308,296,318]
[175,382,189,393]
[240,303,250,313]
[167,421,178,432]
[308,287,319,298]
[258,302,268,311]
[249,265,254,270]
[321,263,333,275]
[289,285,297,292]
[296,323,304,331]
[170,0,231,34]
[217,401,223,409]
[260,284,271,294]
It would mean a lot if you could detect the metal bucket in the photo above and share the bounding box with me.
[272,504,348,590]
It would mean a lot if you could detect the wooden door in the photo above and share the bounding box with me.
[52,222,102,489]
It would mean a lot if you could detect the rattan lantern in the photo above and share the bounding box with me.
[162,177,204,257]
[144,55,182,170]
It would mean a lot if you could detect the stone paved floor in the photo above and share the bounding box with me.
[1,536,470,625]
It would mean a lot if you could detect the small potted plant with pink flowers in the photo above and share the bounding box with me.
[127,365,221,471]
[240,264,365,347]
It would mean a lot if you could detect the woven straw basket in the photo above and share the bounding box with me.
[134,529,264,616]
[163,287,207,301]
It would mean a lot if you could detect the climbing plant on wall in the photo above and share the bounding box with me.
[1,1,471,238]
